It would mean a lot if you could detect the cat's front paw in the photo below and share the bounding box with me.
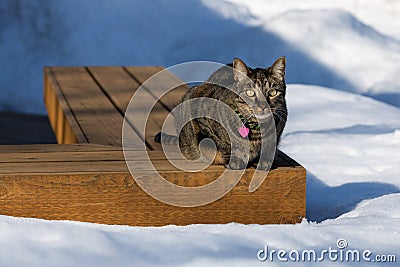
[256,160,272,171]
[227,158,246,170]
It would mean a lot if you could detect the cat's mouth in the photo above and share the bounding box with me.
[236,108,273,124]
[253,112,273,122]
[254,113,271,119]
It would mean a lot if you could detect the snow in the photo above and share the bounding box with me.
[281,85,400,223]
[1,0,400,113]
[0,0,399,266]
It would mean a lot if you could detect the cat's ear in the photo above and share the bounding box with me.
[233,58,249,82]
[270,56,286,81]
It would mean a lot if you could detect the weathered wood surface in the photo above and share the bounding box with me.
[0,144,305,225]
[0,66,306,226]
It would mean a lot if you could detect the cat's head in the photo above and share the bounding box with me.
[232,57,286,123]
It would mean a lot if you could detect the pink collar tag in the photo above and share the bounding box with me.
[239,126,250,138]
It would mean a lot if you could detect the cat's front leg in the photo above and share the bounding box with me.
[179,122,201,160]
[227,156,247,170]
[256,147,274,171]
[256,159,272,171]
[255,131,276,170]
[225,148,248,170]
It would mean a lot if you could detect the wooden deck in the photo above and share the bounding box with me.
[0,66,306,226]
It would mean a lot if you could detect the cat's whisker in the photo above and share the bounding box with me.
[273,112,287,123]
[273,107,287,116]
[275,109,287,118]
[273,108,287,117]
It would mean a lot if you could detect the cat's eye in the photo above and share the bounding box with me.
[245,89,255,97]
[269,89,277,97]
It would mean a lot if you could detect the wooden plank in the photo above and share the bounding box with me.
[0,155,296,175]
[85,67,134,114]
[0,160,218,174]
[0,155,298,174]
[123,66,163,86]
[87,67,170,150]
[44,68,85,144]
[0,166,305,226]
[0,149,245,163]
[0,147,179,163]
[49,67,143,149]
[0,150,121,163]
[0,144,117,153]
[125,66,189,111]
[0,144,296,171]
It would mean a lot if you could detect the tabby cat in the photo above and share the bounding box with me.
[155,57,287,170]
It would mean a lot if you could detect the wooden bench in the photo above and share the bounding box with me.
[0,66,306,226]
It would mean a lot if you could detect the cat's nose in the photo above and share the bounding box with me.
[262,106,269,112]
[254,106,270,115]
[255,101,268,112]
[254,108,265,114]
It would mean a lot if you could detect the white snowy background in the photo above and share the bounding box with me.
[0,0,399,266]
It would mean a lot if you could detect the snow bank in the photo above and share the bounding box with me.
[265,10,400,102]
[1,208,399,267]
[224,0,400,40]
[281,84,400,221]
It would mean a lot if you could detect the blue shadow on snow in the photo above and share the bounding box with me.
[306,172,400,222]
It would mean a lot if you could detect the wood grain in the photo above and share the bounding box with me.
[49,67,144,148]
[44,68,85,144]
[0,148,305,225]
[87,67,170,150]
[125,66,189,111]
[0,172,304,225]
[0,172,306,225]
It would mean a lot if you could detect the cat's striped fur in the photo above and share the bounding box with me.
[155,57,287,170]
